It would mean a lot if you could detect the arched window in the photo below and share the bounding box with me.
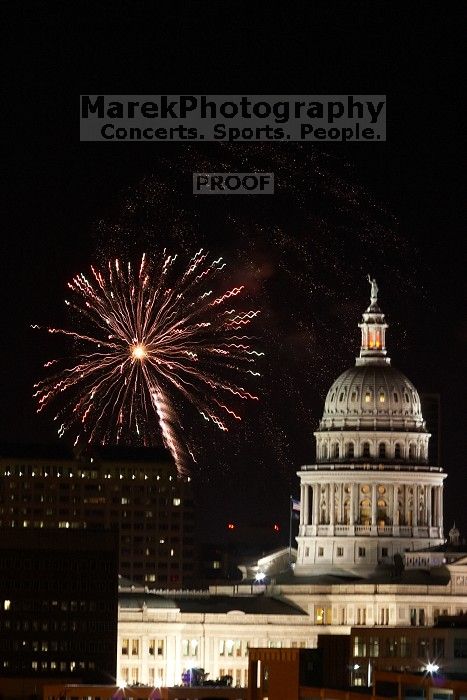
[409,444,416,460]
[351,391,357,402]
[333,443,340,459]
[379,391,385,403]
[393,392,399,403]
[365,391,372,404]
[379,443,386,458]
[346,442,354,458]
[322,443,328,460]
[394,443,402,459]
[362,442,370,458]
[339,392,344,402]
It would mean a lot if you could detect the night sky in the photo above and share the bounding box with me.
[3,4,465,543]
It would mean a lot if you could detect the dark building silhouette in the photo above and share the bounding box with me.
[0,529,118,699]
[0,445,195,588]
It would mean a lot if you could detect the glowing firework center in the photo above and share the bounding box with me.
[295,279,446,577]
[131,343,147,360]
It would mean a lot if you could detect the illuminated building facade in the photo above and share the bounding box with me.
[295,282,446,576]
[0,446,195,587]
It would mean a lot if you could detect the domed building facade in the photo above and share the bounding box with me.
[295,279,446,576]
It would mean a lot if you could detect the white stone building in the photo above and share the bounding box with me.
[116,279,466,688]
[295,279,445,576]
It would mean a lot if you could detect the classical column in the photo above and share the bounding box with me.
[439,485,444,534]
[313,484,319,525]
[330,484,335,525]
[349,483,355,525]
[300,484,306,525]
[404,484,410,526]
[427,485,432,527]
[303,484,310,525]
[392,484,399,527]
[413,485,418,527]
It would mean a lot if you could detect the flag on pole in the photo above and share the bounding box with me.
[291,497,300,512]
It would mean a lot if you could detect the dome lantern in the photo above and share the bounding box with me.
[357,275,389,366]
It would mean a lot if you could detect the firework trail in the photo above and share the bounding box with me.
[32,250,262,474]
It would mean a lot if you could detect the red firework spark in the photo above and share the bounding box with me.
[32,250,262,474]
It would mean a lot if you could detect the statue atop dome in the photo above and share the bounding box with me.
[367,274,378,306]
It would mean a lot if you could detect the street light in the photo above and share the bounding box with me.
[425,662,439,674]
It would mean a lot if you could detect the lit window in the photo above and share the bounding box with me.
[379,391,385,403]
[173,498,181,506]
[3,600,11,610]
[365,392,371,403]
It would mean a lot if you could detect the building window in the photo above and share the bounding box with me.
[369,636,379,657]
[365,391,371,403]
[379,391,385,403]
[131,639,139,656]
[362,442,370,458]
[381,548,388,557]
[353,636,366,655]
[399,636,411,657]
[121,639,129,655]
[379,443,386,458]
[410,608,417,626]
[433,638,445,658]
[315,606,331,625]
[149,639,164,656]
[182,639,199,657]
[356,608,366,625]
[409,444,416,460]
[318,547,324,557]
[379,607,389,625]
[337,547,344,557]
[395,443,402,458]
[417,639,429,657]
[454,638,467,658]
[358,547,366,557]
[333,443,340,459]
[346,443,354,458]
[322,443,328,460]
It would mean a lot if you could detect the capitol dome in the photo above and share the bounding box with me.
[319,364,425,432]
[314,277,430,465]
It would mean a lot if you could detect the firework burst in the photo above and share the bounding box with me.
[32,250,262,474]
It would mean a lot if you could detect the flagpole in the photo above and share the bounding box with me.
[288,495,293,566]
